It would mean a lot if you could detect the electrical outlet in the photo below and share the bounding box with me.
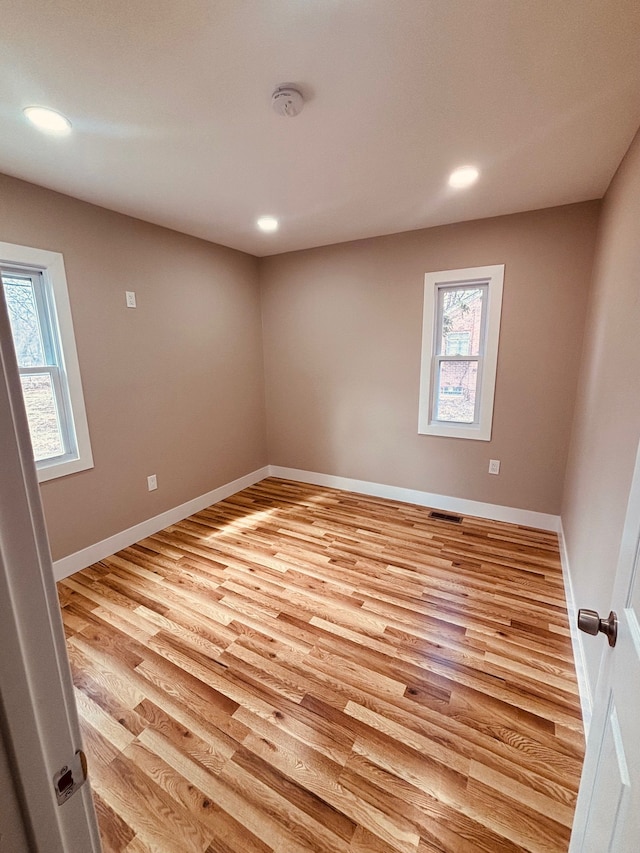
[126,291,137,308]
[147,474,157,491]
[488,459,500,475]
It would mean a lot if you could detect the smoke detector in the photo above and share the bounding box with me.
[272,86,304,117]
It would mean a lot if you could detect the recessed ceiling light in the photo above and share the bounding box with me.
[257,216,279,233]
[448,165,479,189]
[23,106,72,136]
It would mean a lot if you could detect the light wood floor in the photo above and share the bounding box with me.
[58,478,584,853]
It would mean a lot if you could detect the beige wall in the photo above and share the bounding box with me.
[562,129,640,689]
[0,174,267,560]
[260,202,599,515]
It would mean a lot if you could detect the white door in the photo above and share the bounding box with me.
[0,725,31,852]
[570,440,640,851]
[0,286,101,849]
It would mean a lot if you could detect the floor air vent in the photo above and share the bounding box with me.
[428,510,463,524]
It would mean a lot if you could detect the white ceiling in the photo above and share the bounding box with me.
[1,1,640,257]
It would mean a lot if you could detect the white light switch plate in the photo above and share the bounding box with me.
[126,291,137,308]
[488,459,500,475]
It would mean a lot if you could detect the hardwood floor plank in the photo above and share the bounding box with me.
[462,777,571,853]
[91,750,214,852]
[338,752,526,853]
[92,790,136,853]
[58,477,584,852]
[467,760,575,827]
[241,727,421,853]
[232,745,357,843]
[138,726,322,853]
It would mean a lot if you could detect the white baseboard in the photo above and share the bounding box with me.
[558,520,593,736]
[52,466,270,581]
[268,466,560,531]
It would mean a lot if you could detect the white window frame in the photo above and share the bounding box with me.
[0,241,93,482]
[418,264,504,441]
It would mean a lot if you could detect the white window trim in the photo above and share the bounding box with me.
[418,264,504,441]
[0,241,93,481]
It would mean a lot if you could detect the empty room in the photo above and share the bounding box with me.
[1,2,640,852]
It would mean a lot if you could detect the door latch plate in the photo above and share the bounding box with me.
[53,749,88,806]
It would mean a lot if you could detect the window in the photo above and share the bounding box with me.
[418,264,504,440]
[0,242,93,481]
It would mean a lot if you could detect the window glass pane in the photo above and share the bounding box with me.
[2,275,46,367]
[439,287,484,356]
[20,373,65,460]
[435,360,478,423]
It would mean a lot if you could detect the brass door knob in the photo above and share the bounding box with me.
[577,609,617,647]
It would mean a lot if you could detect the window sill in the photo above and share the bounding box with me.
[36,454,94,483]
[419,422,492,441]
